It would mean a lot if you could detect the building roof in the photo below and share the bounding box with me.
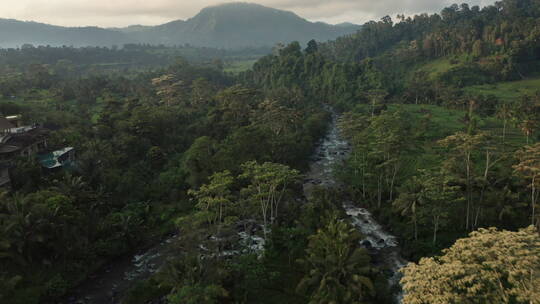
[38,147,74,169]
[0,144,20,154]
[0,117,15,131]
[3,127,48,146]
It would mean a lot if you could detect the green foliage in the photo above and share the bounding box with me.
[157,253,229,304]
[167,284,228,304]
[122,279,170,304]
[0,51,330,302]
[44,274,69,298]
[183,136,218,187]
[401,227,540,304]
[188,170,235,229]
[464,77,540,101]
[223,59,258,74]
[0,272,22,301]
[297,214,375,304]
[240,161,301,239]
[417,57,462,80]
[3,1,540,303]
[336,102,532,258]
[438,64,493,88]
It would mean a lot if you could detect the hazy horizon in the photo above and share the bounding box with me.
[0,0,497,28]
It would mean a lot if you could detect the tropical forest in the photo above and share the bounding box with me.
[0,0,539,303]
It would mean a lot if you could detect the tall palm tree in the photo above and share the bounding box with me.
[393,176,425,240]
[496,102,512,144]
[297,215,375,304]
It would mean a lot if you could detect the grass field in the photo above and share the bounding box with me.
[224,59,258,74]
[417,55,470,79]
[389,104,527,149]
[463,77,540,101]
[418,58,456,79]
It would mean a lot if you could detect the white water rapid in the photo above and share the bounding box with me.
[304,108,407,303]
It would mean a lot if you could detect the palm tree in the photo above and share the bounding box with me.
[0,272,22,301]
[496,101,512,145]
[52,174,87,197]
[297,215,374,304]
[514,143,540,228]
[1,192,57,265]
[393,176,425,240]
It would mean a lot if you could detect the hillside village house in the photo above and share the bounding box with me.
[0,115,49,188]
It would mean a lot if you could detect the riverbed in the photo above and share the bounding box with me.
[303,108,407,303]
[65,107,406,304]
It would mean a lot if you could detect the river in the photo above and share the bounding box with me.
[303,108,407,303]
[65,108,405,304]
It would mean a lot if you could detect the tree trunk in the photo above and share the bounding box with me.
[502,119,507,145]
[474,206,481,229]
[260,193,271,240]
[377,173,383,209]
[466,152,471,231]
[433,215,439,245]
[362,153,366,198]
[270,188,275,225]
[389,163,399,202]
[476,150,490,229]
[414,216,418,241]
[354,152,358,178]
[218,203,223,254]
[532,178,537,227]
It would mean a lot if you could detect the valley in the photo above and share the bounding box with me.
[1,1,540,304]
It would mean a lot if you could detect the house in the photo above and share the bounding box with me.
[38,147,76,170]
[0,148,15,187]
[0,116,14,135]
[0,114,49,188]
[6,115,22,127]
[0,161,10,187]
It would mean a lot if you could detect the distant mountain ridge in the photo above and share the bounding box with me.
[0,3,361,49]
[0,19,129,48]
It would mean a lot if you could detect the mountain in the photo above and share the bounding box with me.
[335,22,359,28]
[0,19,130,48]
[0,3,360,49]
[125,3,361,48]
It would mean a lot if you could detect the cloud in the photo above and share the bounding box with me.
[0,0,497,27]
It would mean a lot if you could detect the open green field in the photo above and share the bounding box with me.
[354,104,526,149]
[463,77,540,101]
[389,104,527,148]
[416,55,470,79]
[224,59,258,74]
[418,58,456,79]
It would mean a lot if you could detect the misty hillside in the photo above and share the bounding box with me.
[0,3,360,49]
[0,19,130,48]
[125,3,361,48]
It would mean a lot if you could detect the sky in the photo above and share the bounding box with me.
[0,0,497,28]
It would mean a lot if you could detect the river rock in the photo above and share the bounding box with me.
[361,240,373,248]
